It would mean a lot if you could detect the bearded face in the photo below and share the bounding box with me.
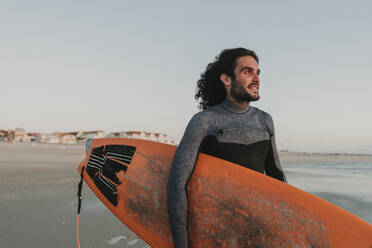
[228,56,261,103]
[230,78,260,103]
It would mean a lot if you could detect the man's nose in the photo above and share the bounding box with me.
[253,72,260,83]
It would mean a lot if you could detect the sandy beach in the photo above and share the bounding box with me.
[1,143,371,248]
[0,143,149,248]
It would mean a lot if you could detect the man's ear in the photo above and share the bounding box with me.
[220,73,232,87]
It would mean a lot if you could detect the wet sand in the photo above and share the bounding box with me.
[0,143,149,248]
[1,143,371,247]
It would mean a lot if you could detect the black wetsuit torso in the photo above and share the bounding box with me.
[201,135,270,174]
[167,99,287,248]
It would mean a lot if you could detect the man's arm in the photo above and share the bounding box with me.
[167,113,209,248]
[263,113,287,182]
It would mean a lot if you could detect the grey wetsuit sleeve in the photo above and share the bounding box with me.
[264,113,287,183]
[167,113,209,248]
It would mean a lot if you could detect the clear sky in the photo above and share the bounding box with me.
[1,1,371,153]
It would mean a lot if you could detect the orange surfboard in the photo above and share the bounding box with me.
[77,138,372,248]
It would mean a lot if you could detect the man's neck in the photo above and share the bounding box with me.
[227,95,250,109]
[222,97,250,114]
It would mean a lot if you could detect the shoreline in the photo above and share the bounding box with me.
[279,151,372,163]
[1,142,371,164]
[1,141,371,156]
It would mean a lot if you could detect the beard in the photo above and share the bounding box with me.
[230,79,260,103]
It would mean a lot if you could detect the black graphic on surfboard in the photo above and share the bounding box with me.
[85,144,136,205]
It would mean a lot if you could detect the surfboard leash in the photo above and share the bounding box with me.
[77,166,85,248]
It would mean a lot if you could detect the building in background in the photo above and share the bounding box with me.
[106,130,176,145]
[43,130,105,144]
[0,130,8,141]
[1,129,175,145]
[78,130,105,143]
[3,128,36,143]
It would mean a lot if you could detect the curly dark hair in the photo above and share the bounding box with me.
[195,48,259,110]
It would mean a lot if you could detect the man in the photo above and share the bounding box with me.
[167,48,286,248]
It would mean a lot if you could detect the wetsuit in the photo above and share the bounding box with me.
[167,98,287,248]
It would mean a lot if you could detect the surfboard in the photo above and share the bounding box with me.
[77,138,372,248]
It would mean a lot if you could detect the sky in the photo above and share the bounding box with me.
[1,0,372,154]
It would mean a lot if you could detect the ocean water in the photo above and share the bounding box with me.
[284,161,372,224]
